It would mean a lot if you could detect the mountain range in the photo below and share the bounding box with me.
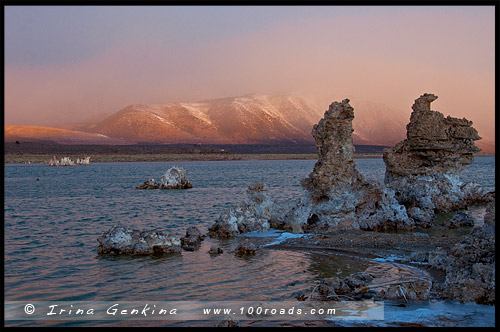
[4,125,124,145]
[4,94,494,152]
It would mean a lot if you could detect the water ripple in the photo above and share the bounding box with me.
[4,157,495,304]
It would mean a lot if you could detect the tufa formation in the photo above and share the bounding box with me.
[136,166,193,190]
[383,93,490,225]
[384,93,481,181]
[301,99,364,200]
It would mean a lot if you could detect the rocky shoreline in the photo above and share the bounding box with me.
[268,200,494,305]
[97,93,495,319]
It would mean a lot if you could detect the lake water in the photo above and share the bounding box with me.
[4,156,495,326]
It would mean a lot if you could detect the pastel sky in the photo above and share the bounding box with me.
[4,6,495,145]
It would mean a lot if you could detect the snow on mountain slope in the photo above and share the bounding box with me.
[51,93,492,151]
[84,94,321,144]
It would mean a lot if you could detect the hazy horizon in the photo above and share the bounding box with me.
[4,6,495,147]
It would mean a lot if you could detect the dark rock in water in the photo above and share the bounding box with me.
[410,251,429,263]
[316,275,359,300]
[208,245,224,254]
[443,211,475,228]
[181,245,196,252]
[296,291,308,301]
[217,315,241,327]
[97,225,181,256]
[310,263,432,303]
[429,199,495,305]
[236,239,257,255]
[180,226,205,250]
[136,166,193,190]
[184,226,205,240]
[136,178,158,190]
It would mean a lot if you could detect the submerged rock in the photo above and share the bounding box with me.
[97,225,181,255]
[429,200,495,305]
[311,264,432,303]
[136,166,193,190]
[208,245,224,254]
[236,239,257,255]
[180,226,205,250]
[136,178,158,190]
[383,94,489,225]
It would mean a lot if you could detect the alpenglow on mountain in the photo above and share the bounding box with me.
[78,94,321,144]
[7,94,420,148]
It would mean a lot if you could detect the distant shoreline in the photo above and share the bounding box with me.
[4,152,493,164]
[3,153,369,164]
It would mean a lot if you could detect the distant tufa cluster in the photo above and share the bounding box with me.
[48,156,90,166]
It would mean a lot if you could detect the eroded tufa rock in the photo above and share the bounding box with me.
[429,199,495,305]
[49,156,90,166]
[136,166,193,190]
[383,94,490,225]
[208,245,224,254]
[310,263,432,302]
[97,225,181,255]
[384,93,481,180]
[208,183,285,238]
[180,226,205,251]
[236,239,257,255]
[443,211,475,229]
[209,94,489,235]
[209,99,415,235]
[160,166,193,189]
[296,99,413,232]
[301,99,364,200]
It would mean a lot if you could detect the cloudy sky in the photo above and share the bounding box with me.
[4,6,495,144]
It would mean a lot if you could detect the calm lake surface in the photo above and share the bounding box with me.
[4,156,495,326]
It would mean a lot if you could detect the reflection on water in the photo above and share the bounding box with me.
[306,251,372,280]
